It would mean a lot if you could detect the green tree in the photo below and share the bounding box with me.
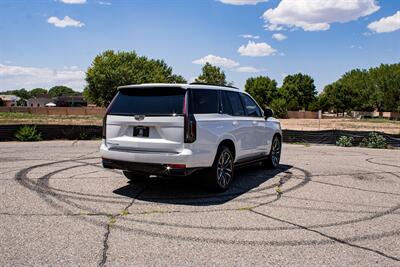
[194,63,229,86]
[30,88,48,98]
[244,76,277,108]
[48,86,75,97]
[319,63,400,113]
[269,98,288,118]
[279,73,317,110]
[9,88,30,100]
[85,50,187,106]
[369,63,400,112]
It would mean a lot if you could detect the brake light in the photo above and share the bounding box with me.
[183,91,196,143]
[102,115,107,139]
[167,164,186,169]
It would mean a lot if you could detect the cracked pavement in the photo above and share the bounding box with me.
[0,140,399,266]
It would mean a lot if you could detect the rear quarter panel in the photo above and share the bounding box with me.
[188,114,237,167]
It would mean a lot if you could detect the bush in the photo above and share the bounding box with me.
[270,98,288,118]
[15,126,42,141]
[360,132,387,149]
[336,136,353,147]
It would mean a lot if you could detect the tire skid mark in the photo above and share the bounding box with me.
[10,152,400,258]
[250,209,400,262]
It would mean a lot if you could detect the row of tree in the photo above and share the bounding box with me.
[194,62,400,116]
[83,50,318,114]
[318,63,400,114]
[245,74,317,117]
[3,50,398,115]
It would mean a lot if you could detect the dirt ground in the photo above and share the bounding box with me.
[281,118,400,134]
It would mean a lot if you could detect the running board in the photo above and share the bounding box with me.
[234,155,269,169]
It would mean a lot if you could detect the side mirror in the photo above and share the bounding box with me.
[264,108,274,119]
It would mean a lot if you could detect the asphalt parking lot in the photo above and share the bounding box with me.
[0,141,399,266]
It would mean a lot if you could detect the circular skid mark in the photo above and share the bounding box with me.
[13,156,400,249]
[366,157,400,169]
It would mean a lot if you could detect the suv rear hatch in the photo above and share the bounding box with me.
[104,86,187,154]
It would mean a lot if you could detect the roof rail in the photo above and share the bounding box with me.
[189,82,238,90]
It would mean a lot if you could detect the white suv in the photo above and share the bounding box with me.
[100,83,282,191]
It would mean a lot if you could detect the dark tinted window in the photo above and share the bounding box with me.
[192,89,219,114]
[241,94,262,117]
[221,91,233,115]
[108,87,185,115]
[226,91,245,116]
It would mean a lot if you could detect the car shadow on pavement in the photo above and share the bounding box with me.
[113,164,293,206]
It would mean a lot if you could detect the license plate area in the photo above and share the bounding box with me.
[133,126,149,137]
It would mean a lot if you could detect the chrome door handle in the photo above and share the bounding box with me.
[232,121,239,126]
[252,121,257,125]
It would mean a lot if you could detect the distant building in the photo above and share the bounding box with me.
[26,94,53,107]
[56,94,87,107]
[0,95,20,107]
[24,93,87,107]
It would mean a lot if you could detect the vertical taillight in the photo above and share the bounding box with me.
[183,90,196,143]
[102,115,107,139]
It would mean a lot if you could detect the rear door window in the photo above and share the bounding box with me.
[192,89,219,114]
[241,94,262,117]
[226,91,245,116]
[221,91,233,115]
[108,87,186,116]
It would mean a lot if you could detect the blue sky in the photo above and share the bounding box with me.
[0,0,399,92]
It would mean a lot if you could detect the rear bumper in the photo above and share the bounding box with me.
[99,141,201,175]
[101,158,199,176]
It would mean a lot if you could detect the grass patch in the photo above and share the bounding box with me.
[0,112,103,125]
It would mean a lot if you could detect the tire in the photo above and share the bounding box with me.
[123,171,149,183]
[205,146,234,192]
[262,135,281,169]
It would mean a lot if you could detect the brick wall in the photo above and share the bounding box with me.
[286,111,319,119]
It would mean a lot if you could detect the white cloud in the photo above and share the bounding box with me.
[192,54,239,68]
[236,66,264,73]
[265,24,284,31]
[47,16,85,28]
[263,0,380,31]
[99,1,111,5]
[219,0,268,5]
[367,11,400,33]
[240,34,260,39]
[238,41,277,56]
[60,0,86,4]
[0,64,86,91]
[272,33,287,41]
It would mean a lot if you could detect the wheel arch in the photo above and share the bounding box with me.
[218,139,236,161]
[274,132,282,142]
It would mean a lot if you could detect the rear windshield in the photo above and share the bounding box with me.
[108,87,186,116]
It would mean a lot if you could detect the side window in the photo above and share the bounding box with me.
[192,89,219,114]
[241,94,262,117]
[226,91,245,116]
[221,91,233,115]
